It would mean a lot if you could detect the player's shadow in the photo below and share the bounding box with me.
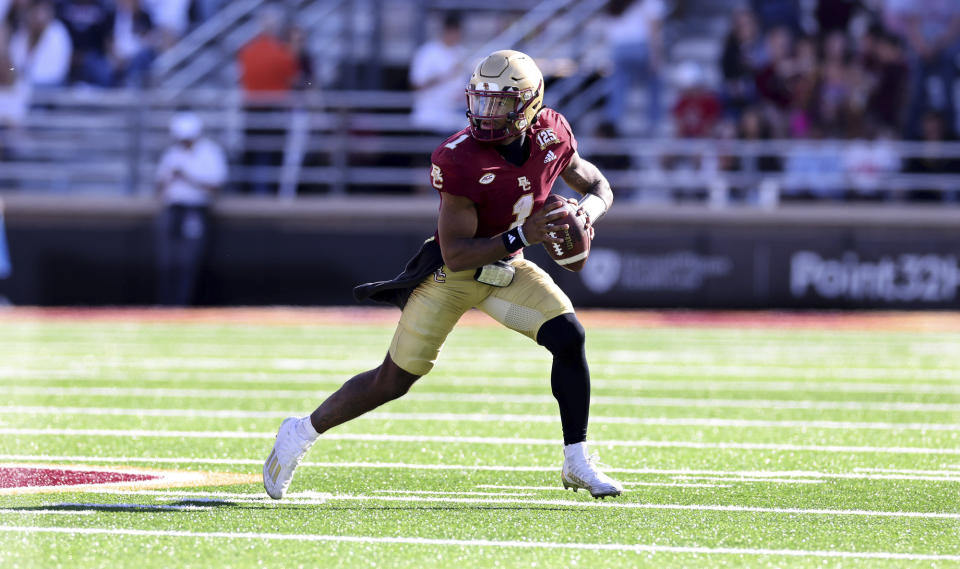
[8,500,271,513]
[321,505,579,512]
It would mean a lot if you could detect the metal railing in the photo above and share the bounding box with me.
[2,88,960,205]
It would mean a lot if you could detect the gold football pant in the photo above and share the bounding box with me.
[389,258,574,376]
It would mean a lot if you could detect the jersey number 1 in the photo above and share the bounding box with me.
[510,193,534,229]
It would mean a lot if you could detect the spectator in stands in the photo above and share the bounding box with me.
[884,0,960,138]
[109,0,158,88]
[601,0,666,137]
[140,0,189,47]
[154,112,227,306]
[842,124,901,200]
[0,23,28,162]
[8,0,72,88]
[818,34,859,138]
[753,26,794,136]
[664,61,722,198]
[904,111,960,201]
[786,34,819,138]
[782,125,845,199]
[237,4,297,194]
[238,5,296,95]
[750,0,802,34]
[0,23,28,129]
[408,11,468,135]
[863,29,908,133]
[815,0,861,36]
[727,106,782,201]
[58,0,113,86]
[720,6,767,118]
[672,61,722,138]
[287,24,314,90]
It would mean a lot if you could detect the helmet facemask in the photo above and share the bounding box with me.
[465,50,544,142]
[466,81,541,142]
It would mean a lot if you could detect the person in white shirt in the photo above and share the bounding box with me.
[110,0,159,88]
[602,0,666,136]
[409,12,469,134]
[8,0,72,87]
[139,0,190,47]
[155,112,228,306]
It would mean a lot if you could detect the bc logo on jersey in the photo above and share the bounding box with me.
[517,176,532,193]
[431,164,444,189]
[536,128,560,150]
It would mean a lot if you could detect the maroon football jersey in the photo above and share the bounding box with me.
[429,108,578,239]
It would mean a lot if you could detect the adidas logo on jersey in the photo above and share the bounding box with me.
[543,150,557,164]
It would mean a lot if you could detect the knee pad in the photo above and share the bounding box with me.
[536,313,585,356]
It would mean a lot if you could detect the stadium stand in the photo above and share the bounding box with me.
[0,0,959,204]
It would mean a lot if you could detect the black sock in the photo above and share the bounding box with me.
[536,313,590,445]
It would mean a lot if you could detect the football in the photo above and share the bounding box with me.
[541,194,590,272]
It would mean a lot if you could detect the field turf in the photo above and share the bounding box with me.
[1,308,959,568]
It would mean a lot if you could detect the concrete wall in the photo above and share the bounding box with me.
[2,195,960,309]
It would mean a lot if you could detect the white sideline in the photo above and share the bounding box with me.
[0,526,958,560]
[3,428,959,456]
[5,386,960,412]
[3,454,960,483]
[3,406,959,432]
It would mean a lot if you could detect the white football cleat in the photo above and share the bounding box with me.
[561,442,623,499]
[263,417,314,500]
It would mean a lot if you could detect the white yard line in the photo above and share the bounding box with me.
[671,476,824,485]
[5,386,960,412]
[8,368,960,395]
[7,355,960,382]
[313,493,960,519]
[854,468,960,475]
[4,455,960,482]
[2,406,959,432]
[1,525,958,560]
[2,428,958,456]
[41,488,960,520]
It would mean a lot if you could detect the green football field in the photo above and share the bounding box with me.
[1,308,959,568]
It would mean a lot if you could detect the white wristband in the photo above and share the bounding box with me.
[516,224,531,247]
[579,193,607,223]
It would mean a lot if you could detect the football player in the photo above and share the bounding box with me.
[264,50,621,499]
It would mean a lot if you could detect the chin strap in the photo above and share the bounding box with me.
[578,193,608,223]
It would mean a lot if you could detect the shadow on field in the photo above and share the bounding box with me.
[319,505,581,512]
[13,500,264,513]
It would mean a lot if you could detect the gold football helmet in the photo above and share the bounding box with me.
[466,49,544,142]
